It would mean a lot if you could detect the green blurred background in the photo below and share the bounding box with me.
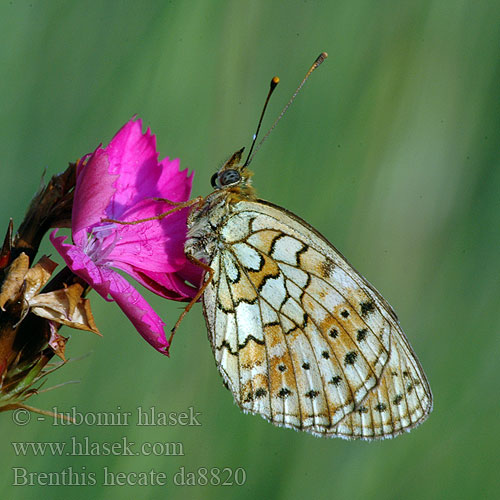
[1,1,499,498]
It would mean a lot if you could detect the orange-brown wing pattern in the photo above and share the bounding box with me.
[201,200,432,439]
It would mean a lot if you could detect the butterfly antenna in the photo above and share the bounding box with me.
[243,76,280,168]
[245,51,328,167]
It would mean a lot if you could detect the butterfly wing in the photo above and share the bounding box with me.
[331,327,432,439]
[202,199,432,439]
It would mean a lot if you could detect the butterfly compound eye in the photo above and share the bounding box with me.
[218,169,241,186]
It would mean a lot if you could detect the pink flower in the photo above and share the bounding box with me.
[51,119,202,355]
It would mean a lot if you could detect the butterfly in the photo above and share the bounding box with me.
[182,160,433,440]
[173,54,433,440]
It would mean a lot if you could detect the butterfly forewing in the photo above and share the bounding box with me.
[196,199,431,438]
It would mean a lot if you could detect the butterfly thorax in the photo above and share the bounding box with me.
[185,191,229,263]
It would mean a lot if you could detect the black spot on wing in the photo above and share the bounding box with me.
[278,388,292,398]
[344,351,358,365]
[255,388,267,398]
[305,390,319,399]
[360,301,375,316]
[329,328,339,339]
[393,394,403,405]
[356,329,368,341]
[301,312,309,329]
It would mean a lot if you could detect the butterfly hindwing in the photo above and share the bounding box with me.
[332,328,432,439]
[200,199,431,438]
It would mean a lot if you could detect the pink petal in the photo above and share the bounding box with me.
[72,150,118,241]
[120,263,202,301]
[104,119,193,219]
[107,200,191,273]
[51,231,169,354]
[102,269,168,354]
[156,156,194,203]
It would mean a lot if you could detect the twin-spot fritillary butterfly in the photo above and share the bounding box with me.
[150,53,434,439]
[183,144,433,440]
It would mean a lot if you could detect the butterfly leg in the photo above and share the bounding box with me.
[166,256,214,354]
[102,197,203,225]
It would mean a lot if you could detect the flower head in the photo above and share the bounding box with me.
[51,119,202,354]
